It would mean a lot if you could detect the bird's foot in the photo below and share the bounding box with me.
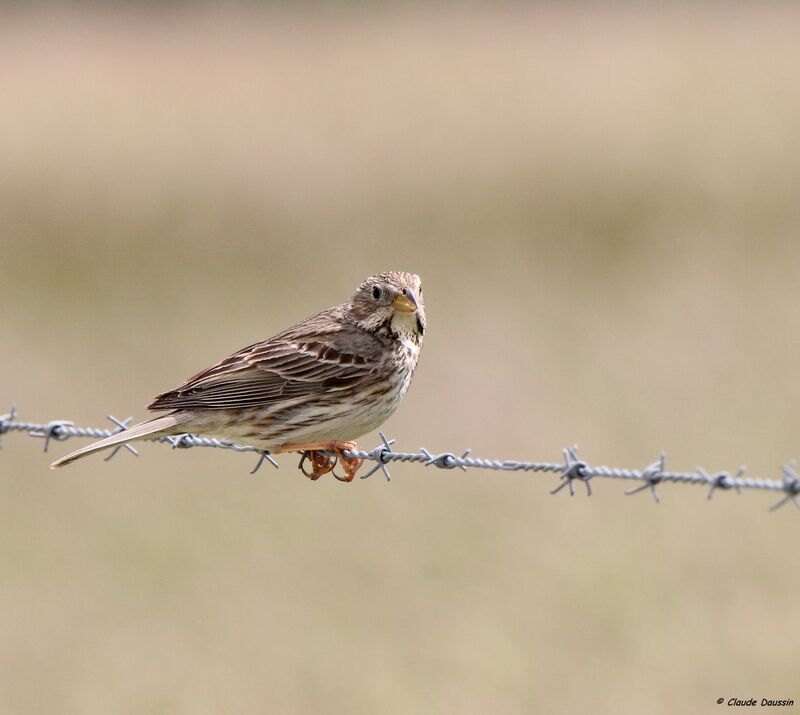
[280,441,363,482]
[331,442,363,482]
[298,450,337,480]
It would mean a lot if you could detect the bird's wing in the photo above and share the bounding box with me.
[147,308,383,411]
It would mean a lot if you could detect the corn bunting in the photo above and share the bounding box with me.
[51,271,426,480]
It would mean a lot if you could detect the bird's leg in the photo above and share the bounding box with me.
[278,441,363,482]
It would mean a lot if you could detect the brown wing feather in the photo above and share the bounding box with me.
[147,306,384,411]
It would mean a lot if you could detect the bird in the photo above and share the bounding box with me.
[50,271,426,481]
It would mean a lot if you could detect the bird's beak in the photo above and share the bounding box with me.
[392,289,418,313]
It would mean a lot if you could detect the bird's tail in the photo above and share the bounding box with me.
[50,413,191,469]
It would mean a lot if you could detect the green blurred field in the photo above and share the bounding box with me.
[2,4,800,714]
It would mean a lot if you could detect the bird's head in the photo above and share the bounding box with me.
[347,271,426,343]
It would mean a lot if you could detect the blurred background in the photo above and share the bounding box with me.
[2,3,799,713]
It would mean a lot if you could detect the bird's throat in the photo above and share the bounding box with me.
[389,310,422,346]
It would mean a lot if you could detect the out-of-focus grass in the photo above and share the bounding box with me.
[2,5,800,714]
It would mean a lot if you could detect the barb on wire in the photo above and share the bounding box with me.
[625,453,665,503]
[104,416,139,461]
[550,446,591,497]
[701,465,745,501]
[1,406,798,512]
[359,433,396,481]
[769,461,800,512]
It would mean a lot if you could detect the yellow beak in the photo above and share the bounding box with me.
[392,290,418,313]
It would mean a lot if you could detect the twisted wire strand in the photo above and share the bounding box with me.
[1,406,798,511]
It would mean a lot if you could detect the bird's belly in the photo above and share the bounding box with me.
[277,368,413,444]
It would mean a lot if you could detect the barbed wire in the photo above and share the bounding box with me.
[1,405,799,512]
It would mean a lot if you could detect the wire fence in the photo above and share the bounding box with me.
[2,405,799,512]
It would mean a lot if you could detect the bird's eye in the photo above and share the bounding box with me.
[372,286,382,300]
